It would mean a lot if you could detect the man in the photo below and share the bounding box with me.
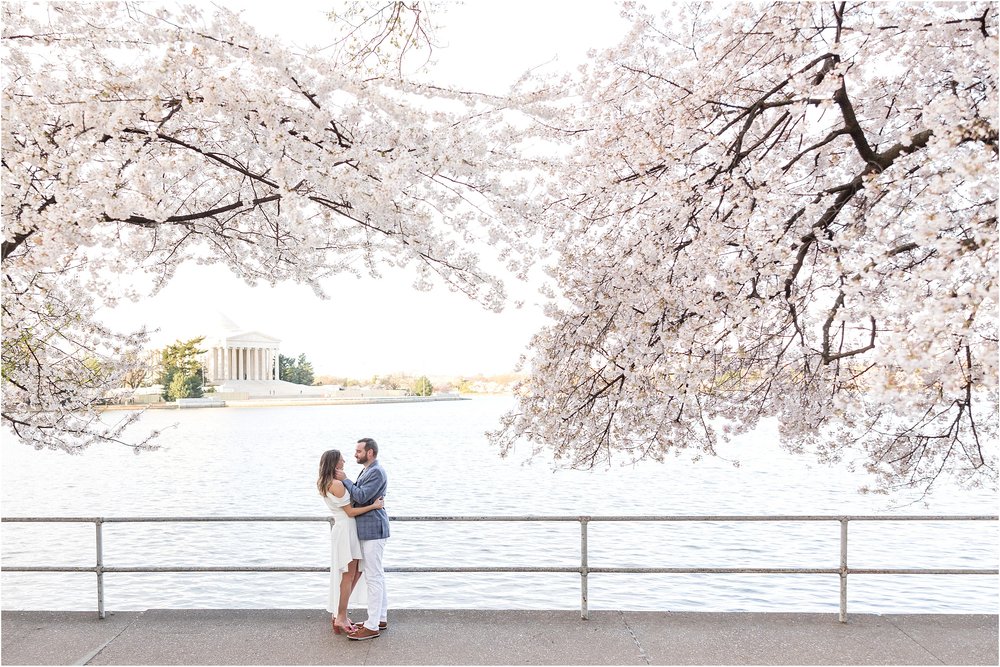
[335,437,389,640]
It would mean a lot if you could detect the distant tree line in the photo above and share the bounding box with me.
[312,372,435,395]
[311,372,526,394]
[135,339,514,402]
[140,341,511,400]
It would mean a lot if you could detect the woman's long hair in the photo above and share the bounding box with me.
[317,449,342,495]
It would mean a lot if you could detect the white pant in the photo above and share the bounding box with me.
[360,538,388,631]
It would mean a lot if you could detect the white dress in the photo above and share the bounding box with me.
[324,489,365,613]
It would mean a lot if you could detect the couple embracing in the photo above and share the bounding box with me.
[316,437,389,640]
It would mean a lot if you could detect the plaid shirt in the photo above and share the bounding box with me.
[343,460,389,540]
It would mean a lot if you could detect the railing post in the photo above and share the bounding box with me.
[96,518,105,620]
[580,516,589,620]
[839,518,848,623]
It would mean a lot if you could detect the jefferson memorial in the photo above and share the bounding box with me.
[204,313,281,383]
[201,313,335,398]
[197,315,404,401]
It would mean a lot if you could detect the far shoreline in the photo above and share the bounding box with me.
[96,394,485,411]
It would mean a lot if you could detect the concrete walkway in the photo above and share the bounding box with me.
[2,609,996,665]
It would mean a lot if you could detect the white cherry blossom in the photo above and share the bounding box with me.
[492,1,998,495]
[2,1,537,452]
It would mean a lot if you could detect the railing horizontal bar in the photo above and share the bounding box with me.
[2,567,97,572]
[388,567,580,573]
[1,566,580,574]
[588,567,841,574]
[3,515,996,524]
[831,516,999,522]
[848,568,999,575]
[582,515,1000,522]
[398,515,1000,522]
[1,567,329,573]
[103,567,582,574]
[1,517,103,523]
[389,516,583,522]
[591,568,999,575]
[5,565,997,576]
[106,567,331,573]
[103,517,332,523]
[0,517,331,523]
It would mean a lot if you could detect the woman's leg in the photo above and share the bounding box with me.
[336,560,358,627]
[351,562,363,592]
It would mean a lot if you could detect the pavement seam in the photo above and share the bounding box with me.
[74,611,146,666]
[357,627,376,666]
[618,611,651,665]
[882,617,945,666]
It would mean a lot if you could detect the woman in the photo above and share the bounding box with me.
[317,449,383,635]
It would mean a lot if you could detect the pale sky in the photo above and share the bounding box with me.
[99,1,630,378]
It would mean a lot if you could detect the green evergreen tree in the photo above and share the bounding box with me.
[157,337,205,400]
[167,372,202,400]
[412,376,433,397]
[279,354,294,382]
[279,352,315,385]
[294,353,314,386]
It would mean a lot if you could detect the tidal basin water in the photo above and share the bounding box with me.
[2,396,997,613]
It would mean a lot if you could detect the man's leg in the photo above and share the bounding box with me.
[360,538,387,632]
[380,577,388,624]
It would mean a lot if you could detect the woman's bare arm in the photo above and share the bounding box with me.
[341,497,384,517]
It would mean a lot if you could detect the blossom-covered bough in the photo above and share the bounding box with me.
[492,2,998,494]
[2,1,533,452]
[3,1,997,496]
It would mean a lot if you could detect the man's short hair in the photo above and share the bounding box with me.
[357,437,378,457]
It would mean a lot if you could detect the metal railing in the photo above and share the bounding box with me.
[2,514,996,623]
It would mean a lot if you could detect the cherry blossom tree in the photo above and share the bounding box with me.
[5,0,997,497]
[494,2,998,494]
[2,1,532,452]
